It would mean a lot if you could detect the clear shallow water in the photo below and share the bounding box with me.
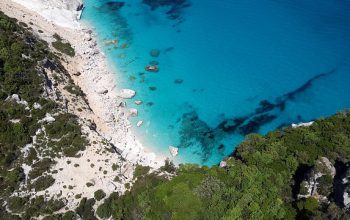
[82,0,350,165]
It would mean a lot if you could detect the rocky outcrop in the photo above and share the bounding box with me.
[62,0,84,12]
[128,108,138,117]
[298,157,335,203]
[343,168,350,210]
[169,146,179,157]
[118,89,136,99]
[291,121,314,128]
[12,0,84,28]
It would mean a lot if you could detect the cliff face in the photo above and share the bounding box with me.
[45,0,83,11]
[11,0,84,28]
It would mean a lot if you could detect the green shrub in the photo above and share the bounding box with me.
[52,41,75,57]
[30,175,55,191]
[96,192,119,219]
[8,196,28,212]
[133,164,150,179]
[94,189,106,201]
[63,84,83,96]
[76,198,97,220]
[28,158,54,179]
[160,158,176,173]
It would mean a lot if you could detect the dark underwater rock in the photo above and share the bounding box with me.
[105,1,125,11]
[150,49,160,57]
[178,111,226,162]
[239,114,277,135]
[98,1,132,43]
[174,79,183,84]
[255,100,275,114]
[142,0,191,21]
[142,0,187,10]
[149,60,159,65]
[149,86,157,91]
[176,69,337,163]
[217,117,247,133]
[218,144,225,152]
[164,46,175,53]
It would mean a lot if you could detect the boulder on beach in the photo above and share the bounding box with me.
[149,49,160,57]
[96,89,108,95]
[169,146,179,157]
[83,33,92,41]
[118,89,136,99]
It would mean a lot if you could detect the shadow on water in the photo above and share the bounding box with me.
[178,69,336,163]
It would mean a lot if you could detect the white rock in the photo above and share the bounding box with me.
[12,0,84,29]
[128,108,138,117]
[117,101,126,108]
[33,102,42,109]
[6,94,28,106]
[96,88,108,95]
[9,119,21,123]
[134,100,143,105]
[220,161,227,168]
[319,157,336,177]
[36,128,43,135]
[169,146,179,157]
[84,33,92,41]
[118,89,136,99]
[292,121,314,128]
[39,113,55,123]
[344,191,350,208]
[67,192,74,198]
[137,121,143,127]
[107,182,116,191]
[10,94,20,102]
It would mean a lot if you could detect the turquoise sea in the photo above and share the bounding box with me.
[81,0,350,165]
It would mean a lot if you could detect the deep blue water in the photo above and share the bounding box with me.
[82,0,350,165]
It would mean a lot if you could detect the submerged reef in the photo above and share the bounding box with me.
[178,69,336,162]
[179,111,226,161]
[142,0,191,21]
[97,1,132,43]
[105,1,125,10]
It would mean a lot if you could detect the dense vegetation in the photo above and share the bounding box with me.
[94,112,350,220]
[0,11,87,219]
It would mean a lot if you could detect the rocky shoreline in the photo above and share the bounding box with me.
[0,0,166,208]
[1,0,165,167]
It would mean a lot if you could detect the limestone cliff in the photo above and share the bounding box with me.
[12,0,84,28]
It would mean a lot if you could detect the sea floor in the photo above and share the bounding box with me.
[82,0,350,165]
